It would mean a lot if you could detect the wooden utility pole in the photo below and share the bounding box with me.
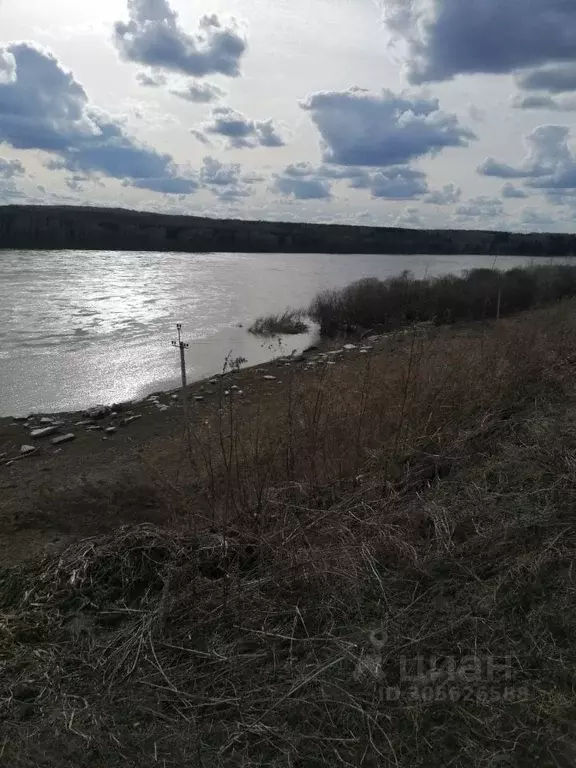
[172,323,189,410]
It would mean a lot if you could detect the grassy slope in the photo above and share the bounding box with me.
[3,303,576,766]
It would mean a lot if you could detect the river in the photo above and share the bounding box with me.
[0,250,562,416]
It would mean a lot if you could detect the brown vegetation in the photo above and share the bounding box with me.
[309,263,576,335]
[4,302,576,766]
[249,309,309,337]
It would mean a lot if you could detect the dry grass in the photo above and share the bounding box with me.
[4,302,576,766]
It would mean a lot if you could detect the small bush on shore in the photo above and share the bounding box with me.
[249,309,309,336]
[309,263,576,335]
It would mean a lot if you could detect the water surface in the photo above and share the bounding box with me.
[0,250,559,416]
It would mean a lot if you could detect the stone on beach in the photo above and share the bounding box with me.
[263,375,276,381]
[30,426,60,438]
[83,406,109,420]
[122,415,142,425]
[51,433,75,445]
[20,445,36,454]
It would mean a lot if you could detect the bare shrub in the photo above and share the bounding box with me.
[249,309,309,337]
[309,263,576,335]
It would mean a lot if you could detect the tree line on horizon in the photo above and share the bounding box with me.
[0,204,575,256]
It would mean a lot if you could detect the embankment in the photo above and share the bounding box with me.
[3,302,576,765]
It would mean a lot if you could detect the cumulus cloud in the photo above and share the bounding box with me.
[301,87,475,167]
[136,70,166,87]
[190,127,211,146]
[199,155,252,200]
[382,0,576,86]
[272,163,332,200]
[0,50,15,84]
[502,183,528,199]
[113,0,246,78]
[170,80,224,103]
[271,163,427,202]
[455,195,506,220]
[0,42,197,194]
[516,63,576,94]
[0,155,26,202]
[65,175,86,192]
[196,106,285,149]
[519,208,557,231]
[346,166,429,199]
[512,93,576,111]
[395,207,424,228]
[424,182,461,205]
[479,125,576,196]
[0,157,25,178]
[468,105,485,123]
[479,158,536,180]
[545,188,576,206]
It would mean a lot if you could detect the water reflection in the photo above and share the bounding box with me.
[0,250,564,415]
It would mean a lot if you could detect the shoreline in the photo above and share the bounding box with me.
[1,330,383,468]
[0,325,321,424]
[0,328,393,563]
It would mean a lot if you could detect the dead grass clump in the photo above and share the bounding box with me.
[249,309,309,337]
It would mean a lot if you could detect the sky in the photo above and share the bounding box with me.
[1,0,576,232]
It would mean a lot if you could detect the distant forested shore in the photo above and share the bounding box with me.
[0,204,575,256]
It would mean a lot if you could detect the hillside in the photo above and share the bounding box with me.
[3,304,576,765]
[1,204,575,255]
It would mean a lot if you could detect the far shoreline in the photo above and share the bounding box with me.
[1,203,576,256]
